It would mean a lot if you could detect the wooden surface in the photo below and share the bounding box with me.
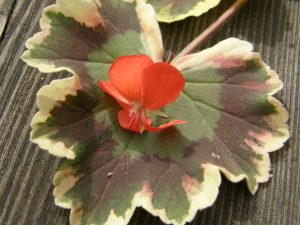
[0,0,299,224]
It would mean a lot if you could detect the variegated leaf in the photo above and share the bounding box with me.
[146,0,221,22]
[29,39,288,225]
[23,0,289,225]
[22,0,163,93]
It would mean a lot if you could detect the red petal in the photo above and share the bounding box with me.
[143,119,186,132]
[118,109,145,133]
[98,81,131,110]
[141,62,185,110]
[109,55,153,102]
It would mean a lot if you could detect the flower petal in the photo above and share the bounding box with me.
[109,55,153,102]
[98,81,131,110]
[143,119,186,132]
[141,62,185,110]
[118,109,145,133]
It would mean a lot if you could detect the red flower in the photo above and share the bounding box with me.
[98,55,186,133]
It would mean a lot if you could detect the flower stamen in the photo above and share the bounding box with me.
[148,110,168,118]
[129,103,143,118]
[98,54,186,133]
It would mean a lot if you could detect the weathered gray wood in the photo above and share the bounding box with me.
[0,0,299,225]
[0,0,16,40]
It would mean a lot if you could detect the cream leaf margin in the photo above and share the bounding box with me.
[172,38,289,194]
[31,76,82,159]
[22,0,163,72]
[153,0,221,23]
[54,163,221,225]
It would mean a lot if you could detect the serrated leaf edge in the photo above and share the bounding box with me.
[21,0,163,73]
[21,0,103,74]
[172,38,289,194]
[30,76,82,159]
[155,0,221,23]
[53,164,221,225]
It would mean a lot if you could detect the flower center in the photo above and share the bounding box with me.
[129,103,143,118]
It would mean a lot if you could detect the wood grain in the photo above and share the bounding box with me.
[0,0,16,40]
[0,0,299,224]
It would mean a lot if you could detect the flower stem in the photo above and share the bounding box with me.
[166,52,174,64]
[173,0,249,61]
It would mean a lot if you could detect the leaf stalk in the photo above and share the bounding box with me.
[173,0,249,61]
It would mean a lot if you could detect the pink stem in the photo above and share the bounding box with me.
[173,0,249,61]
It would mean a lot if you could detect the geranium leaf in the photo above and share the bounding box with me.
[24,0,289,224]
[171,38,289,193]
[30,38,288,225]
[146,0,221,22]
[36,76,221,225]
[22,0,163,93]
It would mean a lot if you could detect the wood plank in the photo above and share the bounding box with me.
[0,0,299,224]
[0,0,17,41]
